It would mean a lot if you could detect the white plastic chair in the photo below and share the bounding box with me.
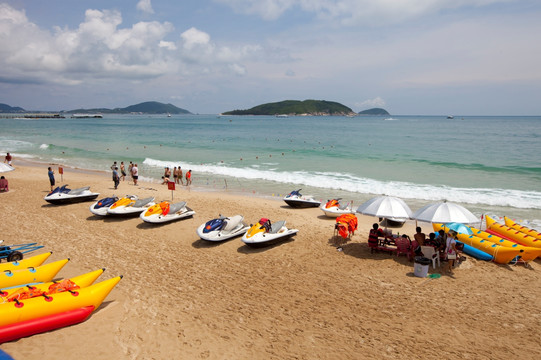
[420,246,440,268]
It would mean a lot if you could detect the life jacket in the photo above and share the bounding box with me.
[336,214,358,239]
[47,279,80,295]
[159,201,170,216]
[258,218,271,232]
[5,286,45,302]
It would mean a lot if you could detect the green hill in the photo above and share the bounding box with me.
[0,103,25,113]
[358,108,390,116]
[65,101,191,114]
[223,100,355,116]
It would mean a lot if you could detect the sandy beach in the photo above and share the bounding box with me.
[1,162,541,360]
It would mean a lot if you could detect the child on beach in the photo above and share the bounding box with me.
[0,176,8,192]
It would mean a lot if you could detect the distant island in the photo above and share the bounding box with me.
[64,101,191,114]
[222,100,357,116]
[0,101,191,115]
[358,108,390,116]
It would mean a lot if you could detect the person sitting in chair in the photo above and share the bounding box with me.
[368,223,385,251]
[0,176,8,192]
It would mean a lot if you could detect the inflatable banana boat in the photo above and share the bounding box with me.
[433,224,522,264]
[0,252,52,272]
[0,259,70,289]
[470,227,541,262]
[486,216,541,249]
[504,217,541,240]
[0,275,121,343]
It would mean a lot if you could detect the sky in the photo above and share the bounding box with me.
[1,0,541,115]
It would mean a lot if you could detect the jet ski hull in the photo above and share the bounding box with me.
[45,193,99,205]
[196,223,249,241]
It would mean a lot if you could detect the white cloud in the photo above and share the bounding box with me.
[137,0,155,14]
[356,97,386,109]
[215,0,515,24]
[0,4,259,86]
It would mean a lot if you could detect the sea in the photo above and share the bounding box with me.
[1,114,540,228]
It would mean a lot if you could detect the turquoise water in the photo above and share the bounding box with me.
[2,114,540,226]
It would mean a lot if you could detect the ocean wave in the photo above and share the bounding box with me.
[39,144,50,149]
[143,157,541,210]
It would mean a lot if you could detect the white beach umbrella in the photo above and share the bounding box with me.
[356,195,413,221]
[0,163,15,173]
[411,201,479,224]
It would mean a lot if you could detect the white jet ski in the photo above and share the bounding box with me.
[241,218,298,247]
[44,185,100,205]
[283,189,321,208]
[140,201,195,224]
[320,198,354,218]
[89,196,119,216]
[196,215,250,241]
[108,196,155,216]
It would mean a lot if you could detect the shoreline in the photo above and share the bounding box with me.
[1,163,541,359]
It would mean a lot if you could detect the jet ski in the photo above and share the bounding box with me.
[320,198,354,218]
[196,215,250,242]
[44,185,100,205]
[89,196,119,216]
[283,189,321,208]
[241,218,298,247]
[107,195,155,216]
[140,201,195,224]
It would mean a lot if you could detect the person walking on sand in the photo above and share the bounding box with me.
[112,166,120,190]
[185,169,192,186]
[445,231,458,275]
[120,161,126,181]
[131,163,139,185]
[4,152,12,166]
[48,167,55,191]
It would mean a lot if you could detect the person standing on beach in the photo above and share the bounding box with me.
[445,231,458,275]
[128,162,134,183]
[178,166,184,185]
[173,167,178,184]
[110,161,117,171]
[131,163,139,185]
[47,167,55,191]
[4,153,12,166]
[164,167,171,179]
[112,166,120,190]
[120,161,126,181]
[185,169,192,186]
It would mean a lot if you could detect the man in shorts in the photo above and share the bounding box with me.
[48,167,55,191]
[131,163,139,185]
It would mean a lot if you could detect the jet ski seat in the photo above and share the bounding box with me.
[338,202,350,210]
[68,186,91,195]
[168,201,187,214]
[133,197,154,208]
[269,220,286,234]
[223,215,243,232]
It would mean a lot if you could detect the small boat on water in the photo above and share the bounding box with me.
[447,115,454,119]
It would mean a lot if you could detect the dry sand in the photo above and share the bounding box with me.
[1,163,540,360]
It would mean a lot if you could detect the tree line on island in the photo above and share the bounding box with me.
[1,100,389,116]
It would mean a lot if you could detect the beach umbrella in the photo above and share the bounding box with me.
[0,163,14,173]
[412,201,479,224]
[442,222,473,235]
[356,195,413,221]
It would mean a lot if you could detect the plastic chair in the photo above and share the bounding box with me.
[420,246,440,268]
[395,237,411,258]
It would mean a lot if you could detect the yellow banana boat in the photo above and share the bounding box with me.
[1,268,105,301]
[433,224,523,264]
[486,216,541,249]
[504,216,541,240]
[0,275,122,327]
[0,252,52,272]
[0,259,70,289]
[470,227,541,262]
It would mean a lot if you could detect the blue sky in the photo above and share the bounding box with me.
[1,0,540,115]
